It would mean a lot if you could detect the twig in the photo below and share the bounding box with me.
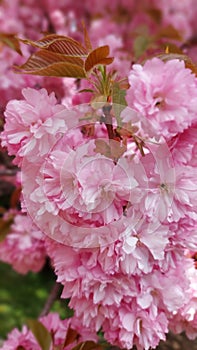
[102,105,115,140]
[0,169,18,176]
[39,281,63,317]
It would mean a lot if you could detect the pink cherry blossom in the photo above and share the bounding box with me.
[169,259,197,339]
[168,124,197,166]
[40,313,71,348]
[167,216,197,251]
[1,88,68,166]
[0,325,39,350]
[126,58,197,139]
[0,212,46,274]
[137,149,197,223]
[43,141,138,225]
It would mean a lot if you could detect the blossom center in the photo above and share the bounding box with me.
[154,95,166,109]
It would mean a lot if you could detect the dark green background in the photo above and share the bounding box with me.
[0,261,72,340]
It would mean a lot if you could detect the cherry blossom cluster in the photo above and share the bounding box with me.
[0,210,46,274]
[1,1,197,350]
[1,54,197,349]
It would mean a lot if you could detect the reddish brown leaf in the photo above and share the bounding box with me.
[116,123,139,138]
[63,327,79,347]
[161,43,183,54]
[81,124,95,137]
[0,33,22,55]
[109,139,127,159]
[15,49,84,70]
[118,77,130,90]
[72,341,103,350]
[94,139,111,158]
[157,25,183,41]
[98,57,114,65]
[45,39,87,56]
[20,34,88,57]
[14,50,86,78]
[0,207,6,215]
[10,186,22,208]
[82,21,92,52]
[0,216,14,242]
[20,34,65,47]
[16,61,86,78]
[27,319,52,350]
[85,45,114,72]
[146,7,162,24]
[94,139,126,160]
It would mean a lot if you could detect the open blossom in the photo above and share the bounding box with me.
[1,88,68,166]
[0,212,46,274]
[126,58,197,139]
[0,325,40,350]
[168,123,197,166]
[22,133,140,248]
[43,140,138,225]
[39,313,71,348]
[138,150,197,223]
[167,216,197,252]
[169,259,197,339]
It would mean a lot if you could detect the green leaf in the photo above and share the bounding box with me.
[133,35,151,59]
[0,33,22,55]
[85,46,114,72]
[14,49,86,78]
[91,95,108,109]
[112,82,127,127]
[20,34,88,57]
[27,319,52,350]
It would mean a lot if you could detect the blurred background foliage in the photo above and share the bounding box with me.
[0,261,72,339]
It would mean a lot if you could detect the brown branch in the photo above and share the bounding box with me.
[39,281,63,318]
[102,105,115,140]
[0,169,18,176]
